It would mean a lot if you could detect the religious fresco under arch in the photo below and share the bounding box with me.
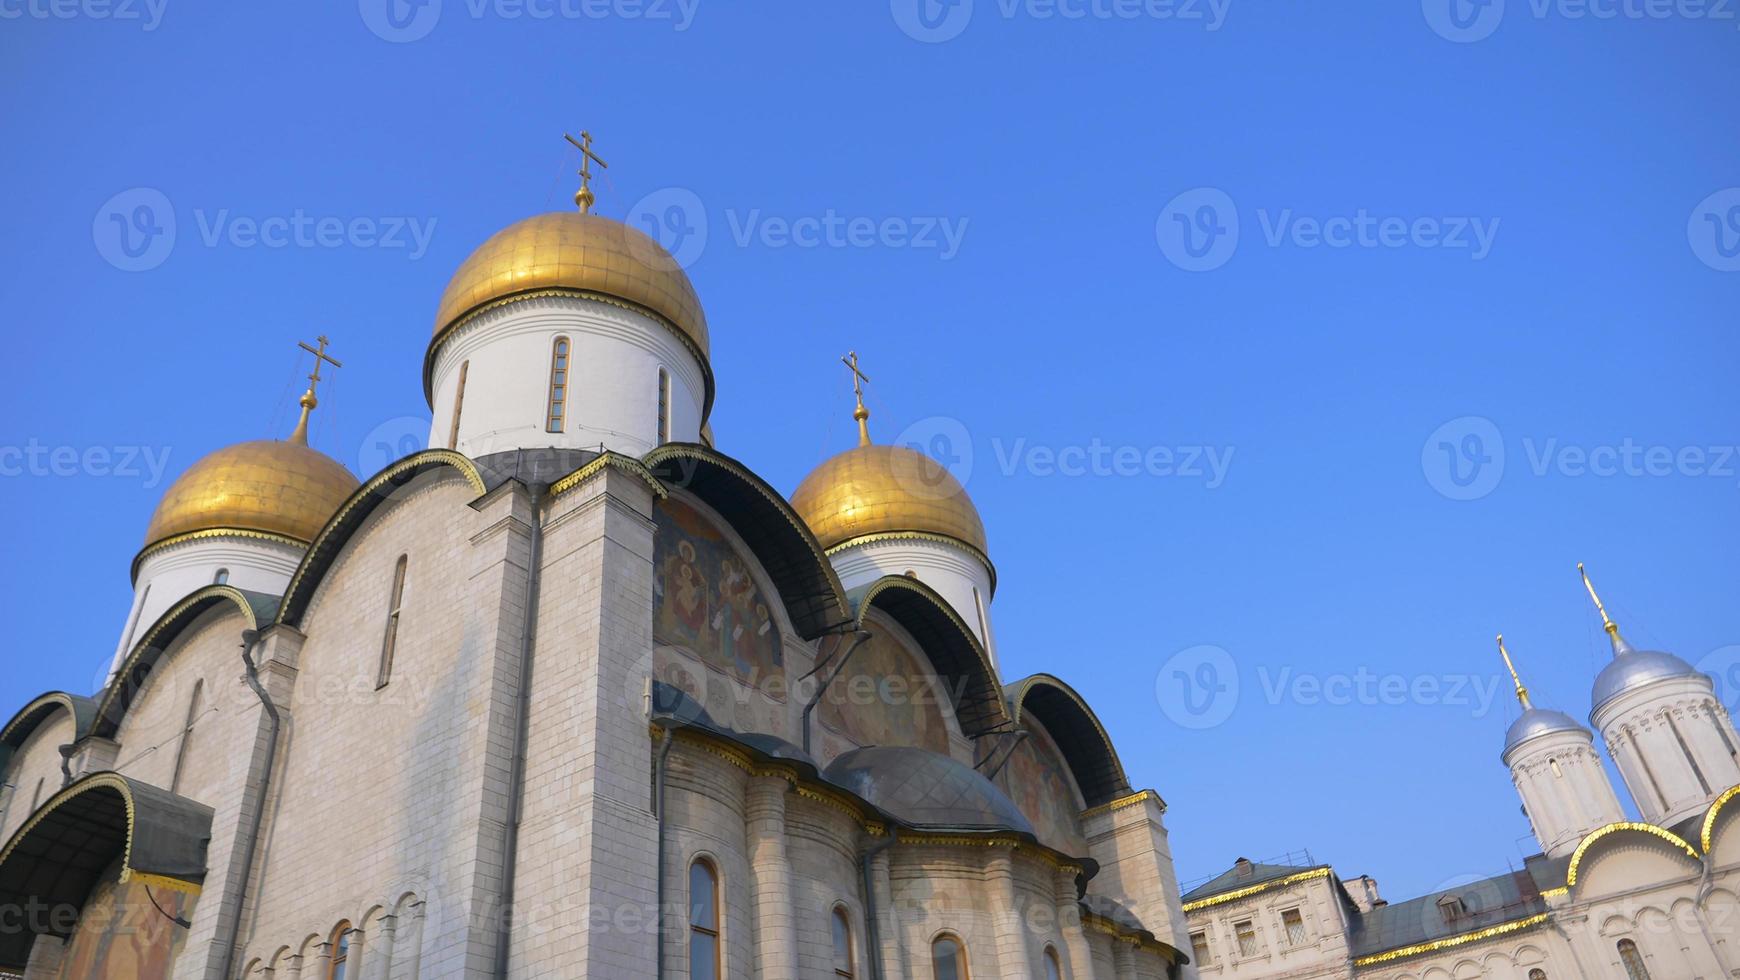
[995,718,1088,855]
[816,620,952,756]
[55,860,195,980]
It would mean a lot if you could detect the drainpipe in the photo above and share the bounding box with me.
[859,830,899,980]
[1694,854,1737,976]
[220,628,277,980]
[801,631,872,755]
[493,479,548,979]
[653,725,676,977]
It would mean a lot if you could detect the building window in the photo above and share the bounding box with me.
[1437,894,1468,924]
[1042,945,1062,980]
[832,905,855,978]
[448,359,469,449]
[1234,918,1259,957]
[931,934,968,980]
[1549,757,1563,778]
[213,568,229,585]
[689,859,720,980]
[1529,970,1548,980]
[328,922,352,980]
[1281,907,1307,946]
[169,680,205,794]
[656,367,671,445]
[1618,939,1650,980]
[29,778,44,812]
[1190,930,1212,965]
[546,337,571,433]
[377,555,408,689]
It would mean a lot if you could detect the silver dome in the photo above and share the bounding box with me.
[1592,648,1702,712]
[1503,707,1588,757]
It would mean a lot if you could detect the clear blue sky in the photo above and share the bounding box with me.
[2,1,1737,903]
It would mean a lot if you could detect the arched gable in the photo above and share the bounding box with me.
[277,450,486,628]
[94,585,274,740]
[644,444,851,638]
[1567,822,1702,897]
[850,576,1009,737]
[1005,674,1132,807]
[816,611,955,755]
[1704,784,1740,863]
[993,715,1088,855]
[0,692,96,777]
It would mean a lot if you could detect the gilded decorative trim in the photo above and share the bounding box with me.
[1006,675,1131,804]
[1540,886,1569,899]
[549,451,668,500]
[94,585,259,733]
[0,692,82,750]
[0,772,204,898]
[1080,911,1174,956]
[131,527,308,583]
[1352,913,1550,966]
[1701,784,1740,855]
[424,286,717,425]
[854,575,1011,731]
[1081,789,1162,821]
[1180,867,1333,912]
[827,531,998,594]
[1566,822,1700,887]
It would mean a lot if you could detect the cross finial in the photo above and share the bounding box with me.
[1578,563,1637,658]
[1496,634,1532,710]
[564,130,609,215]
[841,351,872,446]
[288,335,342,446]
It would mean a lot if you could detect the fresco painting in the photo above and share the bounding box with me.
[653,497,785,696]
[56,863,193,980]
[997,719,1088,855]
[816,623,951,754]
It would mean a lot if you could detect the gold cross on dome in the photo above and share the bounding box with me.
[841,351,872,446]
[288,336,342,446]
[565,130,609,214]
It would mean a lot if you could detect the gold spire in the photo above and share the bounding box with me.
[1578,562,1637,656]
[564,130,609,215]
[842,350,872,446]
[1496,633,1533,710]
[288,336,341,446]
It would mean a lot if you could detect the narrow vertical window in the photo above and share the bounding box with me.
[120,583,152,657]
[1190,930,1212,965]
[689,859,720,980]
[1281,907,1307,946]
[656,367,671,445]
[832,906,855,978]
[170,679,205,794]
[213,568,229,585]
[1235,918,1259,956]
[972,586,990,646]
[1618,939,1650,980]
[1549,757,1563,778]
[29,778,45,812]
[546,338,571,433]
[931,934,968,980]
[328,922,352,980]
[378,555,408,689]
[448,359,469,449]
[1042,945,1062,980]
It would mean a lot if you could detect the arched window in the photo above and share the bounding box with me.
[1043,944,1062,980]
[1618,939,1650,980]
[931,934,968,980]
[1529,969,1548,980]
[546,338,571,433]
[170,679,205,794]
[448,359,470,449]
[328,922,352,980]
[1549,757,1563,778]
[213,568,230,585]
[689,859,719,980]
[656,368,671,445]
[832,905,855,977]
[377,555,409,689]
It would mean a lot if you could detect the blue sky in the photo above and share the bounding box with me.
[1,0,1737,902]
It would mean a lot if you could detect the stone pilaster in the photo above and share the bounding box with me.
[1111,936,1136,978]
[989,848,1034,978]
[1054,866,1097,980]
[746,774,799,979]
[870,843,905,980]
[1083,791,1191,955]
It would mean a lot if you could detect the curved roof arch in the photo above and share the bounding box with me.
[277,450,487,628]
[1567,822,1701,890]
[643,443,852,638]
[0,692,97,777]
[1702,785,1740,855]
[1004,674,1132,807]
[851,575,1010,737]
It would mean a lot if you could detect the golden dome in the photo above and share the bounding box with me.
[141,439,360,555]
[791,443,988,557]
[430,212,709,357]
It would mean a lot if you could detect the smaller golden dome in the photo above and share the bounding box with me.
[791,443,988,557]
[142,439,360,554]
[431,212,709,357]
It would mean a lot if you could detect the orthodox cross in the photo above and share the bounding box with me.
[289,336,342,445]
[565,130,609,214]
[842,350,872,445]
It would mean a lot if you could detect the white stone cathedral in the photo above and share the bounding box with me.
[1180,575,1740,980]
[0,159,1197,979]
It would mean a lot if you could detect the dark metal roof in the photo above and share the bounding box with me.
[0,772,212,969]
[1182,858,1325,903]
[1004,675,1132,807]
[824,746,1034,835]
[0,693,97,777]
[644,443,853,639]
[851,576,1011,737]
[472,447,601,491]
[650,681,820,773]
[1349,868,1547,960]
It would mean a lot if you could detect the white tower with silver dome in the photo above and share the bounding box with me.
[1580,564,1740,827]
[1497,635,1625,858]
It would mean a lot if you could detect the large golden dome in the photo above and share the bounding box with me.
[141,438,360,556]
[430,212,709,358]
[791,443,988,557]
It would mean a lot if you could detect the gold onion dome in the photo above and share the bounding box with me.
[430,212,709,359]
[141,437,359,557]
[791,442,988,556]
